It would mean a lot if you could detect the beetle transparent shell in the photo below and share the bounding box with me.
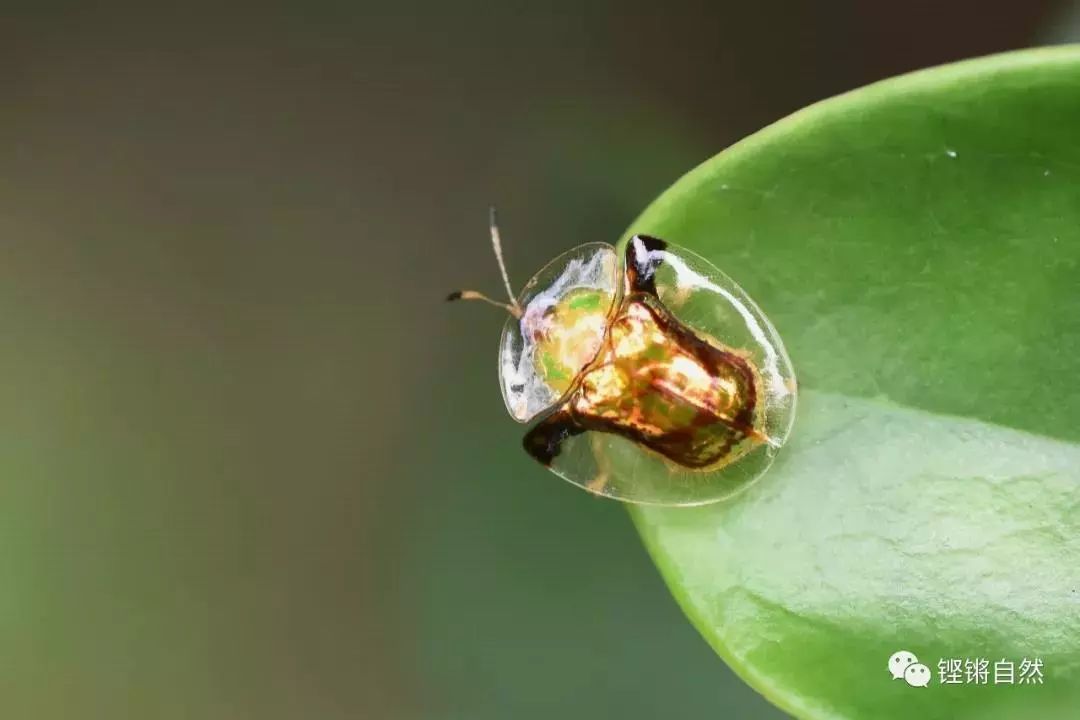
[499,236,796,506]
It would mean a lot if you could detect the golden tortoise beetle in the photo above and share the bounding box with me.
[448,210,797,506]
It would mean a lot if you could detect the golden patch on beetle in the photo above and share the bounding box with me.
[523,236,767,471]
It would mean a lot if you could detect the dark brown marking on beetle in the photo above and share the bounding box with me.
[523,409,586,466]
[624,235,668,296]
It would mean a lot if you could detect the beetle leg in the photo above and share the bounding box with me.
[585,434,612,494]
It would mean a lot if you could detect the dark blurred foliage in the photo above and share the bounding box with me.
[0,1,1066,718]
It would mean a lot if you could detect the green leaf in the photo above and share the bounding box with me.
[625,47,1080,720]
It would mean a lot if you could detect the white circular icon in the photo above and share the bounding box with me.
[888,650,919,680]
[904,663,932,688]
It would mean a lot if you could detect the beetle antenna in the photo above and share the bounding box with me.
[445,289,522,317]
[445,208,524,318]
[488,207,523,315]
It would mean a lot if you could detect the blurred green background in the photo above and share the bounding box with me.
[0,2,1076,718]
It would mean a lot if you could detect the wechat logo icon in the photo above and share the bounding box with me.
[889,650,931,688]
